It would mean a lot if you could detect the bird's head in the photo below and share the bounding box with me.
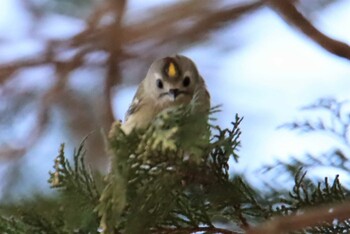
[144,55,202,105]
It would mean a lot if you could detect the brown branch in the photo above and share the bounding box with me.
[0,42,92,161]
[234,204,250,229]
[154,226,239,234]
[149,1,264,54]
[0,0,263,162]
[268,0,350,60]
[105,0,127,127]
[123,1,263,51]
[0,1,263,84]
[0,59,72,161]
[247,201,350,234]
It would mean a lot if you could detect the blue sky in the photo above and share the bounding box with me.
[1,0,350,197]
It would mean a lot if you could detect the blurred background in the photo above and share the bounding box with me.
[1,0,350,201]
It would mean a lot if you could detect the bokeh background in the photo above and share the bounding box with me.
[1,0,350,201]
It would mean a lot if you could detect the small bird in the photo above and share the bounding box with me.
[122,55,210,134]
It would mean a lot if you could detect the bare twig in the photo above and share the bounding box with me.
[105,0,127,127]
[154,226,239,234]
[268,0,350,60]
[247,201,350,234]
[0,0,263,162]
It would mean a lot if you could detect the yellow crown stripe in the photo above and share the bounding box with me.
[167,62,177,78]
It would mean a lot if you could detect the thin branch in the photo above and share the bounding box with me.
[154,226,239,234]
[234,204,250,229]
[0,44,93,161]
[0,0,263,161]
[268,0,350,60]
[0,1,263,84]
[247,201,350,234]
[105,0,127,127]
[122,1,263,54]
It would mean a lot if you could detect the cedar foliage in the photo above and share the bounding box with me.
[1,98,350,234]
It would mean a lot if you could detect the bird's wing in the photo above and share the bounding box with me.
[124,84,144,122]
[197,76,211,111]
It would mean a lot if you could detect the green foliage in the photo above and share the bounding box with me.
[274,168,345,212]
[96,104,242,233]
[48,141,100,202]
[48,140,102,232]
[261,98,350,233]
[2,98,350,234]
[0,140,103,234]
[0,202,66,234]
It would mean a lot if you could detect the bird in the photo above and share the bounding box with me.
[122,55,210,134]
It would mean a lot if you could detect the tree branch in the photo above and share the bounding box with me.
[105,0,127,127]
[154,226,239,234]
[0,0,263,161]
[268,0,350,60]
[247,201,350,234]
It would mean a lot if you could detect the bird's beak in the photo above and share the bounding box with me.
[168,89,179,101]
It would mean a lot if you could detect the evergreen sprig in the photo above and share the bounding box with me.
[275,168,346,213]
[3,98,350,234]
[96,104,243,233]
[47,140,102,232]
[48,140,100,202]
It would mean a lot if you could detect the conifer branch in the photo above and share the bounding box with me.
[3,99,350,233]
[48,141,100,203]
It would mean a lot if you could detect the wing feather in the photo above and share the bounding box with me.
[125,84,145,122]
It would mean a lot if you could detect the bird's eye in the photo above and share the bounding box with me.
[156,79,163,89]
[183,76,191,87]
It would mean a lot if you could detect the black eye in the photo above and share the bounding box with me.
[183,76,191,87]
[156,79,163,89]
